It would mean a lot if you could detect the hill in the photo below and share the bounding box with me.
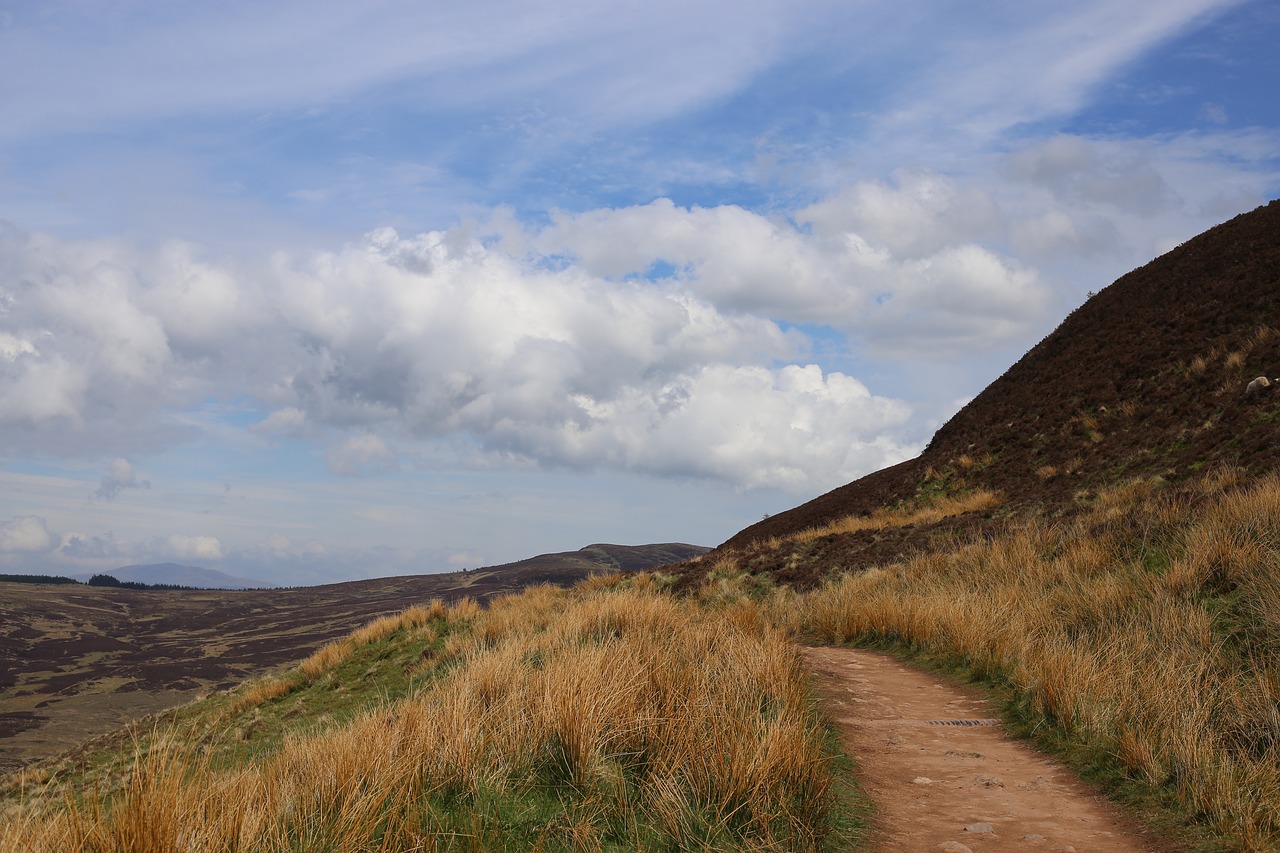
[1,576,852,852]
[72,563,275,589]
[0,542,706,774]
[699,199,1280,587]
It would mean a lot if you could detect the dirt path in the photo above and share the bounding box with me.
[804,647,1168,852]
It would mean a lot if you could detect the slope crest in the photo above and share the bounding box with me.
[725,199,1280,551]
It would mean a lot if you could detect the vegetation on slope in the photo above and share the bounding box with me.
[10,470,1280,849]
[2,576,858,852]
[725,199,1280,559]
[697,468,1280,849]
[0,544,707,775]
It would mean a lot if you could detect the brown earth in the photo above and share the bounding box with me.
[0,543,706,774]
[672,199,1280,591]
[805,647,1170,852]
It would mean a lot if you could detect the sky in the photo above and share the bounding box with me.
[1,0,1278,585]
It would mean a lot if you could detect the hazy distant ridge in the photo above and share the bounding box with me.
[71,563,275,590]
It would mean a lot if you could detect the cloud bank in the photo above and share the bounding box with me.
[4,184,1054,495]
[4,125,1275,501]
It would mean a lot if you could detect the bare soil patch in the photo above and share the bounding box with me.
[804,647,1169,852]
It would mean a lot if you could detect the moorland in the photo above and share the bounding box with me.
[0,543,706,774]
[2,200,1280,850]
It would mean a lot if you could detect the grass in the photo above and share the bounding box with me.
[761,489,1001,550]
[746,468,1280,850]
[13,461,1280,849]
[1,579,857,852]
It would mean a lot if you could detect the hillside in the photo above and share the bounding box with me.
[1,578,856,852]
[700,199,1280,587]
[0,542,706,774]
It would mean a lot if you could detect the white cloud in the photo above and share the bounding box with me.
[0,515,58,554]
[0,332,37,361]
[166,534,225,561]
[59,532,129,560]
[93,457,151,501]
[0,0,810,142]
[0,122,1275,494]
[139,242,251,355]
[511,363,916,492]
[801,170,1003,260]
[877,0,1241,142]
[538,195,1051,356]
[0,213,925,491]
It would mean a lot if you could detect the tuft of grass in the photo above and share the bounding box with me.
[786,489,1000,545]
[2,581,851,852]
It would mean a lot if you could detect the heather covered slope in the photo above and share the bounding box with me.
[719,199,1280,569]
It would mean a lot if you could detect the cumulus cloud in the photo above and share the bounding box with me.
[504,363,916,491]
[801,170,1003,259]
[0,130,1273,493]
[537,194,1050,356]
[0,515,58,553]
[93,457,151,501]
[0,191,1174,490]
[60,532,129,560]
[52,529,224,564]
[166,534,225,561]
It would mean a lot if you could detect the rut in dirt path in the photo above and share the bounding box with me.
[804,647,1170,853]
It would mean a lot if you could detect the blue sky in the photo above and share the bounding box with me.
[1,0,1277,584]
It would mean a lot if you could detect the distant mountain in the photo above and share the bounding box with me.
[477,543,711,584]
[72,563,275,590]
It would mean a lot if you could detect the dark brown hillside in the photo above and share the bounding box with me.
[714,200,1280,577]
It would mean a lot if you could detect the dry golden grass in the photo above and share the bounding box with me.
[227,676,296,715]
[2,581,836,852]
[786,489,1000,545]
[775,471,1280,848]
[291,600,447,683]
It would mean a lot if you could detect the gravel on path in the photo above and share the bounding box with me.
[803,647,1171,852]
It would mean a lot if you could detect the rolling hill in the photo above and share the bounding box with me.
[0,542,706,774]
[71,563,275,589]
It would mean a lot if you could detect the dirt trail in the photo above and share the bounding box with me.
[804,647,1168,852]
